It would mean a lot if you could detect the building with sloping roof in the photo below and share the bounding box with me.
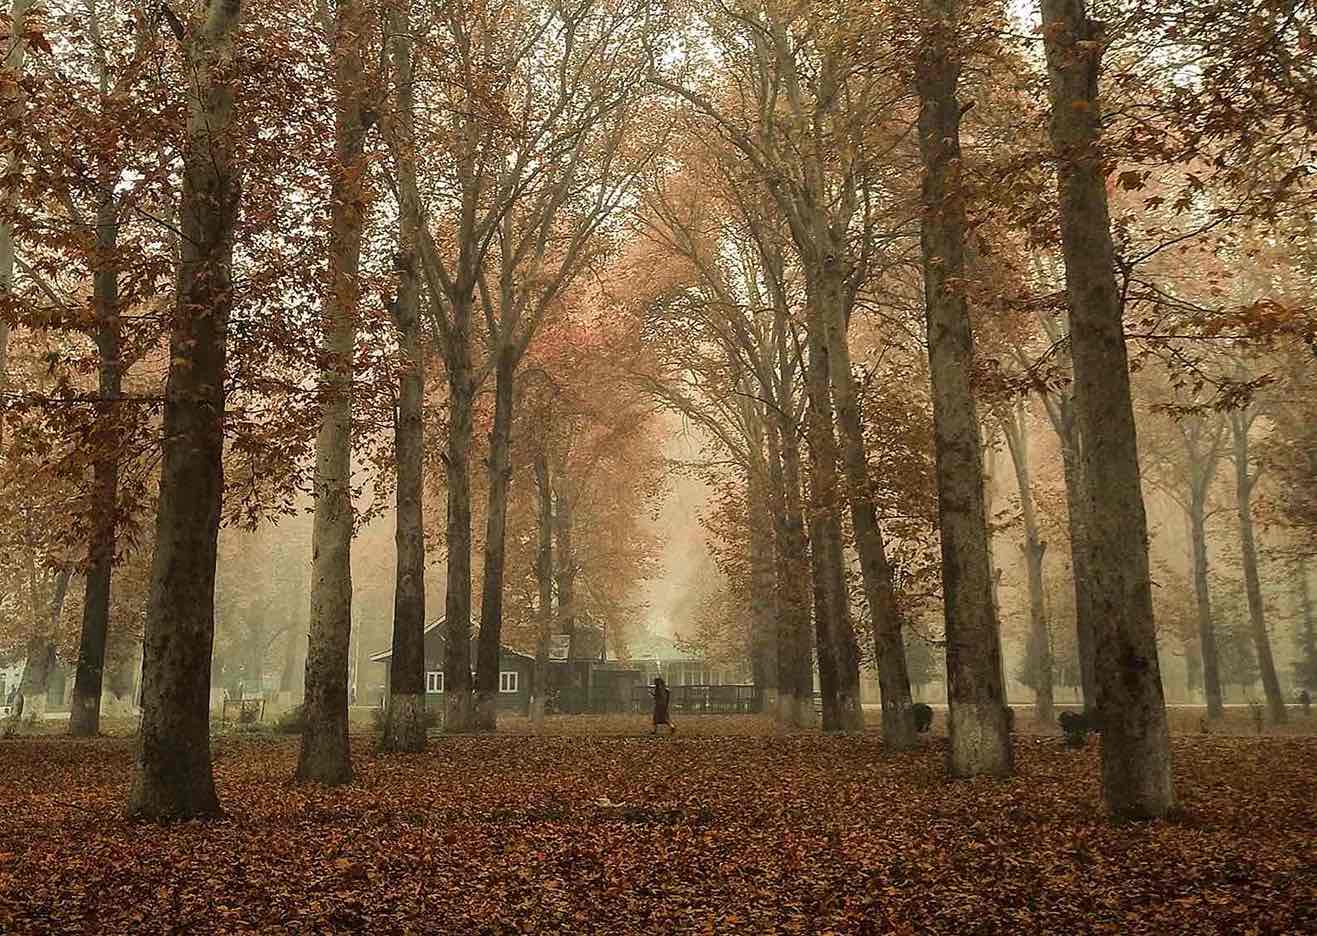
[368,619,536,714]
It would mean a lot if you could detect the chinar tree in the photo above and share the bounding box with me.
[297,0,371,786]
[649,0,917,740]
[128,0,244,821]
[1042,0,1175,818]
[915,0,1012,775]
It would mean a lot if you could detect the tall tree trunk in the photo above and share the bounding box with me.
[66,0,127,738]
[127,0,242,822]
[443,346,476,731]
[803,320,863,732]
[280,624,303,694]
[475,348,516,730]
[554,481,577,662]
[1297,559,1315,693]
[980,439,1009,701]
[1055,409,1099,714]
[1042,0,1175,818]
[380,0,427,754]
[531,444,553,727]
[767,411,814,727]
[1189,499,1224,719]
[298,0,367,785]
[746,466,779,713]
[69,194,121,735]
[818,268,914,748]
[917,0,1011,776]
[1229,410,1285,723]
[0,0,35,447]
[1001,402,1054,724]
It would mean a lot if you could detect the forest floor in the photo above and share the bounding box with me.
[1,718,1314,934]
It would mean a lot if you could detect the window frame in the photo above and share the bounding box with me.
[499,671,519,694]
[425,671,444,693]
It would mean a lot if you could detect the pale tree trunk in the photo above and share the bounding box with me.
[1176,416,1227,718]
[279,623,304,695]
[381,1,427,752]
[443,343,476,731]
[298,0,367,785]
[19,567,70,718]
[1297,559,1315,694]
[1229,409,1285,723]
[803,320,863,732]
[103,640,140,715]
[530,445,553,728]
[0,0,35,445]
[766,411,814,727]
[1188,495,1224,718]
[128,0,242,822]
[1001,401,1054,724]
[917,0,1011,776]
[818,268,914,748]
[70,173,123,737]
[476,347,516,730]
[1043,0,1174,818]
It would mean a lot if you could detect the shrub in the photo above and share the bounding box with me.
[1058,710,1089,748]
[273,704,306,735]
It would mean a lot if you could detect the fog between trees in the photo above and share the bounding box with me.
[0,0,1313,829]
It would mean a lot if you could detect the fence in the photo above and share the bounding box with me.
[630,684,763,715]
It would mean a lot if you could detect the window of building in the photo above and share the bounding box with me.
[499,671,519,693]
[426,671,444,693]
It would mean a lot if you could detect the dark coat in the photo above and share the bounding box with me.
[652,682,671,725]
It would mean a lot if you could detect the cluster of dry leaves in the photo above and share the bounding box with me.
[0,723,1313,934]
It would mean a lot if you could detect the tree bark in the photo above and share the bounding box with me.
[818,267,914,748]
[531,444,553,728]
[18,567,69,718]
[1189,494,1224,719]
[766,409,814,727]
[1229,410,1285,723]
[1297,559,1315,693]
[554,481,577,661]
[279,624,304,695]
[0,0,35,446]
[443,341,476,731]
[917,0,1011,776]
[803,319,863,732]
[72,0,132,732]
[1054,408,1099,715]
[127,0,242,822]
[298,0,367,785]
[69,205,121,735]
[379,0,427,754]
[746,463,780,713]
[1042,0,1175,817]
[1001,402,1054,724]
[476,347,516,730]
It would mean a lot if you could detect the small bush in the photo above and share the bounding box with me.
[273,704,306,735]
[911,703,933,733]
[1058,710,1088,748]
[372,703,442,738]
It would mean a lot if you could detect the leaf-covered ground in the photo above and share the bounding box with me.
[1,723,1314,934]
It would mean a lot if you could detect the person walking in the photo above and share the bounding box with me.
[652,676,675,736]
